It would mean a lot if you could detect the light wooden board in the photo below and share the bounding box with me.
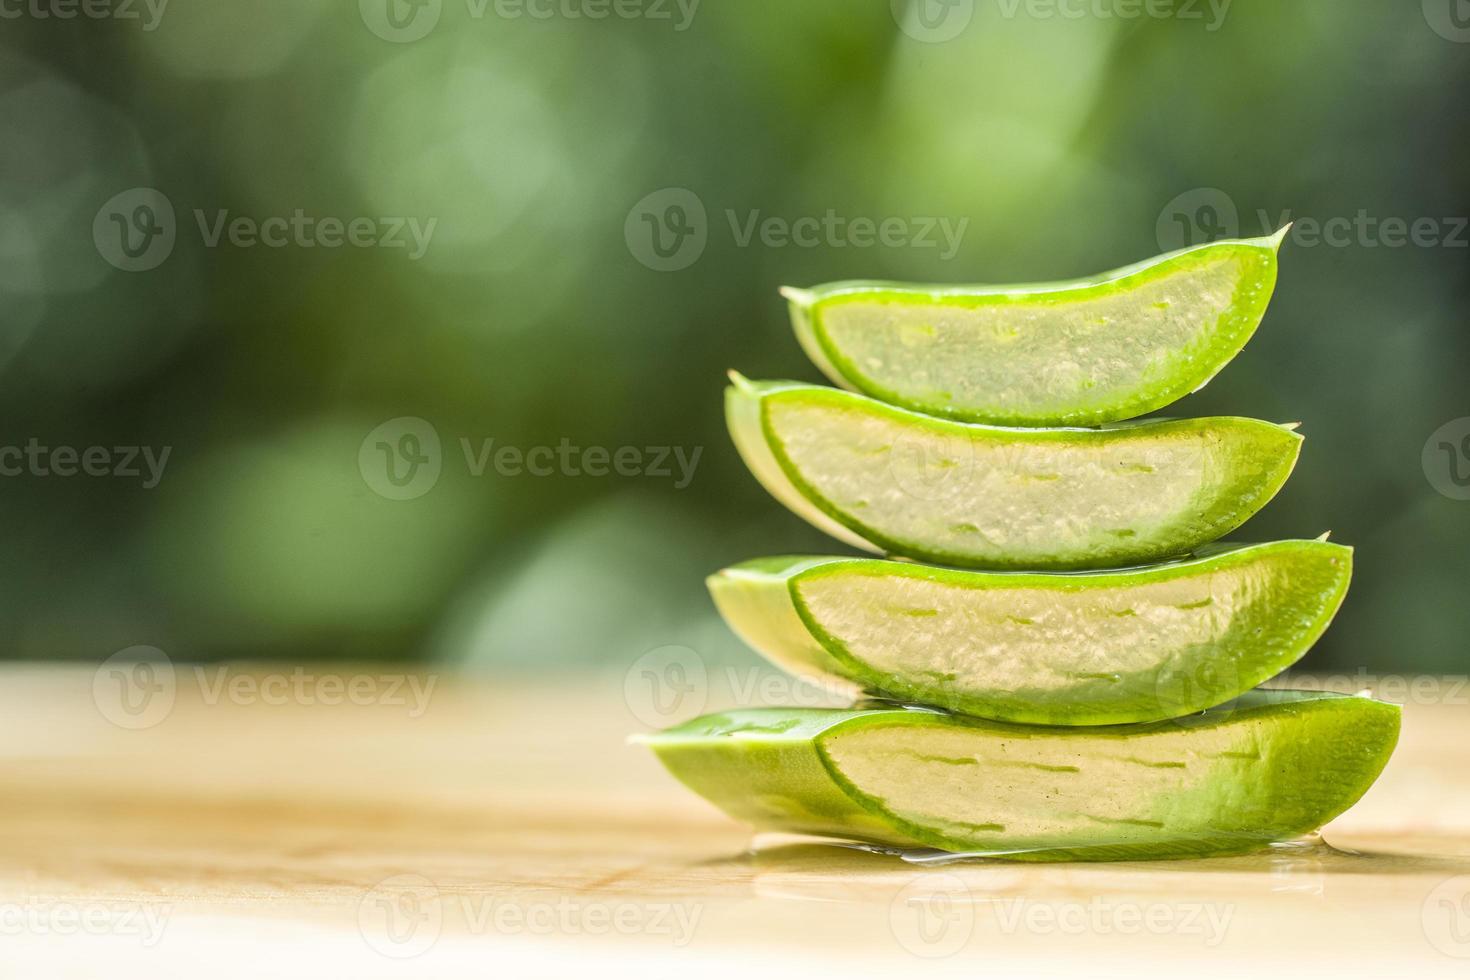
[0,665,1467,978]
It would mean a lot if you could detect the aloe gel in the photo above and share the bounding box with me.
[640,691,1399,862]
[708,540,1352,726]
[784,232,1286,427]
[727,376,1301,570]
[640,228,1397,862]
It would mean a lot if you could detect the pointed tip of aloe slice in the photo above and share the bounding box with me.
[1317,530,1332,542]
[726,369,757,393]
[779,286,816,306]
[1280,421,1303,432]
[705,567,736,594]
[1267,223,1293,250]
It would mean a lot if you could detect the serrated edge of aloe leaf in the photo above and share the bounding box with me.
[728,379,1304,569]
[709,540,1353,726]
[782,231,1288,426]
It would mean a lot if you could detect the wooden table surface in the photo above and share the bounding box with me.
[2,663,1468,978]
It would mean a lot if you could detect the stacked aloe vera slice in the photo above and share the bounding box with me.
[641,235,1399,861]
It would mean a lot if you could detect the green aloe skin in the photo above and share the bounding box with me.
[638,691,1400,862]
[783,232,1286,427]
[641,231,1397,862]
[727,376,1302,570]
[708,541,1353,726]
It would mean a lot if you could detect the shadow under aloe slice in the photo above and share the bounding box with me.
[708,541,1352,726]
[784,231,1286,427]
[637,691,1399,862]
[727,377,1302,570]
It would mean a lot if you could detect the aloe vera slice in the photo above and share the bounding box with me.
[783,232,1286,427]
[727,376,1301,570]
[708,541,1351,726]
[638,691,1399,861]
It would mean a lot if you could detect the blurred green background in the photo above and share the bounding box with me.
[1,1,1466,675]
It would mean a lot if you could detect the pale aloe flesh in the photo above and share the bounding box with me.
[785,232,1286,427]
[708,541,1352,726]
[727,377,1302,570]
[640,691,1399,861]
